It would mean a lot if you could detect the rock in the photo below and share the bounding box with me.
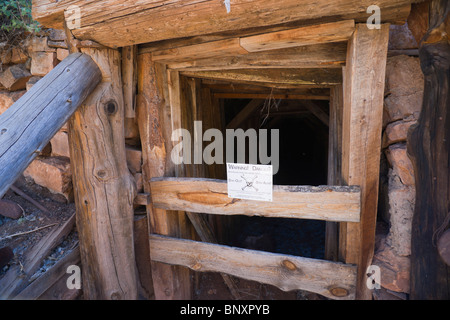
[0,247,14,269]
[26,76,42,91]
[388,23,418,50]
[10,48,28,64]
[50,131,71,158]
[28,37,54,52]
[24,156,73,202]
[0,90,26,115]
[0,64,32,91]
[372,236,411,293]
[382,120,416,148]
[437,229,450,266]
[0,199,24,219]
[49,29,67,42]
[126,146,142,173]
[30,52,58,76]
[56,48,69,61]
[384,55,424,123]
[386,144,415,186]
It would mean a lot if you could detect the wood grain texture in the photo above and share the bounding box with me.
[68,48,138,300]
[239,20,355,52]
[150,178,361,222]
[32,0,418,47]
[340,24,390,299]
[149,234,357,300]
[0,53,101,199]
[136,53,191,300]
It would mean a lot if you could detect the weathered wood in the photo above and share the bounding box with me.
[122,45,137,118]
[0,213,76,299]
[32,0,419,47]
[150,178,361,222]
[240,20,355,52]
[68,48,138,300]
[149,234,357,300]
[166,42,347,71]
[214,93,330,101]
[13,246,81,300]
[340,24,390,299]
[180,69,342,86]
[408,0,450,300]
[136,53,192,300]
[302,101,329,127]
[0,53,101,199]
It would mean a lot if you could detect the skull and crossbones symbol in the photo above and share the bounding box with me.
[241,174,258,191]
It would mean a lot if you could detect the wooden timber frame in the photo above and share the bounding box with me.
[29,0,426,300]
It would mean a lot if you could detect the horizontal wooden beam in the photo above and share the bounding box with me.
[32,0,417,47]
[150,178,361,222]
[149,234,357,300]
[213,93,330,100]
[180,68,342,86]
[167,42,347,71]
[239,20,355,52]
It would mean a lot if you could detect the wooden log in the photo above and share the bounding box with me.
[0,53,101,199]
[122,45,137,118]
[68,48,138,300]
[339,24,390,299]
[150,178,361,223]
[408,0,450,300]
[134,216,155,300]
[32,0,419,47]
[239,20,355,52]
[180,69,342,86]
[136,53,192,300]
[0,213,76,299]
[167,42,347,71]
[149,234,357,300]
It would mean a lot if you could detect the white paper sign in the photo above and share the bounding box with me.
[226,163,273,202]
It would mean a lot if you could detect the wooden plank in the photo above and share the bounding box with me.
[32,0,418,47]
[240,20,355,52]
[167,42,347,71]
[408,0,450,300]
[340,24,390,300]
[0,53,101,199]
[152,38,248,63]
[150,178,361,223]
[136,52,192,300]
[214,93,330,100]
[180,69,342,86]
[0,213,76,299]
[68,48,138,300]
[226,99,263,129]
[122,45,137,118]
[149,234,357,300]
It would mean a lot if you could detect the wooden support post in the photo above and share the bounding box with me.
[68,48,138,300]
[0,53,101,199]
[136,53,192,300]
[340,24,390,299]
[408,0,450,300]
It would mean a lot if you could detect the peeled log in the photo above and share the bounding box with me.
[0,53,101,199]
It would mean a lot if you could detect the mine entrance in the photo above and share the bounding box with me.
[221,97,330,258]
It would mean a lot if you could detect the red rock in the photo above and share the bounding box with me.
[50,131,70,158]
[382,120,416,148]
[386,144,415,186]
[0,247,14,269]
[126,146,142,173]
[0,199,24,219]
[56,48,69,61]
[0,65,32,91]
[30,52,58,76]
[0,90,26,115]
[24,156,72,202]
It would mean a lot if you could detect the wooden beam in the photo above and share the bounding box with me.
[150,178,361,223]
[32,0,418,47]
[68,48,138,300]
[0,53,101,199]
[167,42,347,71]
[302,101,330,126]
[226,99,263,129]
[340,24,390,300]
[408,0,450,300]
[239,20,355,52]
[214,93,330,100]
[122,45,137,118]
[136,53,191,300]
[180,69,342,86]
[149,234,357,300]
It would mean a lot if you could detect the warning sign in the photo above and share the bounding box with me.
[226,163,273,202]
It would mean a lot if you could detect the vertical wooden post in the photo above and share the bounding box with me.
[325,84,343,261]
[340,24,390,299]
[408,0,449,300]
[68,48,138,300]
[136,53,192,300]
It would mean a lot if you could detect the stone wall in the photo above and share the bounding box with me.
[0,30,72,202]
